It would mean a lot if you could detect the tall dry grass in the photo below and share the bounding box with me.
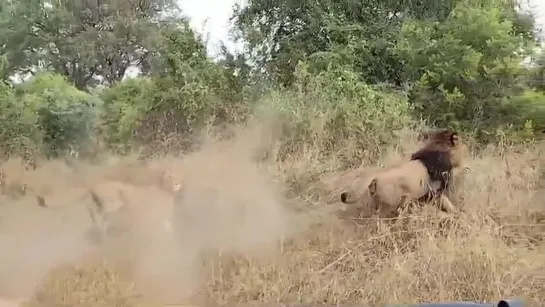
[0,120,544,307]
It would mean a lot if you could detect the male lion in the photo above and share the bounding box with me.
[340,129,466,218]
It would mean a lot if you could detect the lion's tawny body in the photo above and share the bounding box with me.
[340,129,465,218]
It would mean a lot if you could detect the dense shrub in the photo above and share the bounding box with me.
[397,4,532,139]
[0,73,99,158]
[18,73,100,157]
[252,62,414,163]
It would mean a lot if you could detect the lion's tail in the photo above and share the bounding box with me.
[340,191,358,204]
[340,178,379,204]
[36,195,47,208]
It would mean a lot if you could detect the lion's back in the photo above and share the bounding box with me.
[373,161,429,197]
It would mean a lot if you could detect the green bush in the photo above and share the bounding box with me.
[0,80,34,157]
[17,73,100,157]
[101,72,234,154]
[100,77,157,152]
[512,89,545,133]
[397,4,532,139]
[252,61,415,164]
[0,73,99,158]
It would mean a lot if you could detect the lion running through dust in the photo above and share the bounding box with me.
[36,168,184,245]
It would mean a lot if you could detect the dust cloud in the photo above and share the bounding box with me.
[0,121,298,305]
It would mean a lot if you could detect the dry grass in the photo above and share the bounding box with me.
[0,122,544,307]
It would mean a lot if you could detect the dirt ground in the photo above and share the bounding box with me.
[1,124,545,307]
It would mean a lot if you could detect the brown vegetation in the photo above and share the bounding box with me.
[0,122,543,307]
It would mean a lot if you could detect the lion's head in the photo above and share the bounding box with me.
[411,128,466,196]
[416,128,466,167]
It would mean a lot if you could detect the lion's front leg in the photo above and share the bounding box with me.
[438,194,457,213]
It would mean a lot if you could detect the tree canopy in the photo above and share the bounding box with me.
[0,0,544,159]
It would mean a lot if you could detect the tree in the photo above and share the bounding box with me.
[230,0,536,90]
[231,0,404,88]
[100,23,245,152]
[397,2,535,136]
[0,0,181,90]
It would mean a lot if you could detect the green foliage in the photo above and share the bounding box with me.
[528,49,545,91]
[232,0,535,89]
[0,80,31,156]
[511,89,545,133]
[100,77,156,151]
[397,3,534,137]
[232,0,408,88]
[0,73,98,157]
[100,24,246,153]
[254,61,413,161]
[19,73,100,156]
[0,0,181,90]
[0,0,542,160]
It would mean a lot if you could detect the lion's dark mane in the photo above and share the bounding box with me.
[410,148,454,201]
